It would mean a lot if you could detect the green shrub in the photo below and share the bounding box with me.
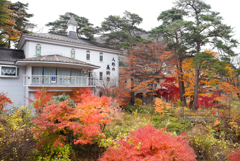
[99,112,151,148]
[187,125,229,161]
[35,144,71,161]
[125,105,155,114]
[52,93,76,108]
[151,114,192,135]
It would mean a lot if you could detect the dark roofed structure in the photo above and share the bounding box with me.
[0,48,25,62]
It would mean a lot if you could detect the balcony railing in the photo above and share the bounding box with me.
[23,75,96,87]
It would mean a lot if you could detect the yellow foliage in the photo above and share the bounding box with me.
[134,98,142,107]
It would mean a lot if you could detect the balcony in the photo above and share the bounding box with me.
[23,75,96,87]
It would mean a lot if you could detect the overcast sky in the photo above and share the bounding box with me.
[11,0,240,53]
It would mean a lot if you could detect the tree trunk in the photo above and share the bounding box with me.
[193,63,199,110]
[131,76,135,105]
[8,40,10,48]
[178,58,187,106]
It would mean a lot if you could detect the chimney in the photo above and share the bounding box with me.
[67,16,78,39]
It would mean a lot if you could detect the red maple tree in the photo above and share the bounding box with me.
[195,92,220,109]
[157,77,180,102]
[32,87,113,147]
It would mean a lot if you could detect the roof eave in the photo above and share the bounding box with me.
[18,34,121,55]
[15,60,100,70]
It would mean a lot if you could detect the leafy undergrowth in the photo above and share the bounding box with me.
[99,112,152,148]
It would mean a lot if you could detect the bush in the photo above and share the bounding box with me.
[0,106,35,161]
[151,114,192,135]
[99,112,151,148]
[99,124,196,161]
[125,105,155,114]
[134,98,142,107]
[35,144,72,161]
[187,125,229,161]
[52,93,76,108]
[228,149,240,161]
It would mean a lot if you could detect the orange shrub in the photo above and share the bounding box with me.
[155,98,172,115]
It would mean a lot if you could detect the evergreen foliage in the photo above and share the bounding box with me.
[46,12,98,40]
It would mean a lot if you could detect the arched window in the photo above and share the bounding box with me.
[71,48,75,58]
[99,52,103,62]
[36,44,41,55]
[86,50,90,60]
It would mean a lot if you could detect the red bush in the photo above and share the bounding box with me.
[228,149,240,161]
[99,124,196,161]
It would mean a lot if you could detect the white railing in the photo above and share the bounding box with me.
[23,75,96,87]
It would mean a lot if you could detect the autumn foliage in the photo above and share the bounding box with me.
[32,88,113,147]
[30,88,55,114]
[155,98,172,115]
[121,42,174,103]
[99,124,196,161]
[157,77,179,102]
[195,92,220,109]
[0,92,12,111]
[228,149,240,161]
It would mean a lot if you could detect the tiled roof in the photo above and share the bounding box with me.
[0,48,25,61]
[23,32,116,50]
[17,54,100,68]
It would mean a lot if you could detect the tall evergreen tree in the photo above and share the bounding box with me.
[174,0,238,109]
[46,12,97,40]
[100,11,150,50]
[150,0,238,108]
[100,11,151,104]
[149,8,192,106]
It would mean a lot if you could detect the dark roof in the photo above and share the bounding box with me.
[0,48,25,61]
[68,16,78,26]
[23,32,117,50]
[17,54,100,68]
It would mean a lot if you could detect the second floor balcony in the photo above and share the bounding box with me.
[23,75,96,87]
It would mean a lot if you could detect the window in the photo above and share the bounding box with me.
[99,72,103,80]
[71,48,75,58]
[99,52,103,62]
[86,50,90,60]
[106,65,110,70]
[36,44,41,55]
[0,65,18,77]
[107,77,110,81]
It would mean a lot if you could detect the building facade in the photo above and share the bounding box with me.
[0,17,120,109]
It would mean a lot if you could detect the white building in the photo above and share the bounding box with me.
[0,16,120,108]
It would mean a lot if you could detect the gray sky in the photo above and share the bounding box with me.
[11,0,240,52]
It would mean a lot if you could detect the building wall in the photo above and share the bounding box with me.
[0,66,26,109]
[26,42,119,84]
